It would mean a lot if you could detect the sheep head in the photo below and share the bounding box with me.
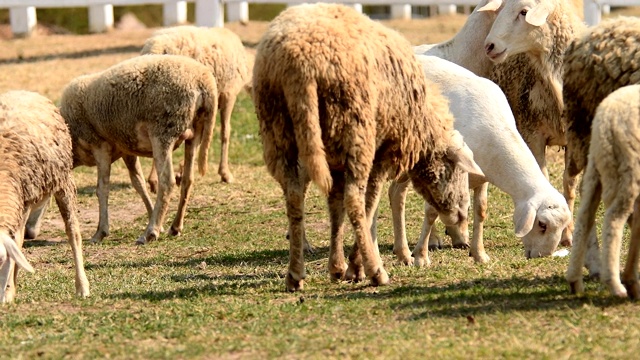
[483,0,557,63]
[513,193,571,258]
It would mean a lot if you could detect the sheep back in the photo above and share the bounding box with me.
[0,91,73,233]
[141,26,250,95]
[253,3,453,191]
[61,54,218,167]
[564,16,640,171]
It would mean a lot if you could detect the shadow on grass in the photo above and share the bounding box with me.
[0,45,141,65]
[77,181,134,195]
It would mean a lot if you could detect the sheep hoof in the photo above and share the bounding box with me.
[472,252,491,264]
[220,172,234,183]
[569,279,584,295]
[285,272,304,292]
[623,279,640,300]
[606,281,628,298]
[148,182,158,194]
[413,257,431,268]
[428,244,442,251]
[169,226,182,237]
[76,287,90,298]
[135,236,147,245]
[329,270,346,282]
[303,241,315,254]
[24,227,39,240]
[453,242,470,250]
[345,264,365,283]
[369,268,390,286]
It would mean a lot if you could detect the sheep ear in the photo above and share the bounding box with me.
[514,202,537,237]
[447,131,485,178]
[1,234,34,273]
[476,0,502,12]
[525,5,550,27]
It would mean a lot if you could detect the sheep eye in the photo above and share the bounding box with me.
[538,221,547,233]
[520,9,528,16]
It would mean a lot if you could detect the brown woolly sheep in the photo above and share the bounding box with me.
[253,3,483,291]
[562,16,640,276]
[566,84,640,299]
[60,54,217,245]
[141,26,253,188]
[0,90,89,303]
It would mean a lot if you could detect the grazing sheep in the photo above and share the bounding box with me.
[61,54,217,245]
[0,90,90,303]
[566,84,640,299]
[483,0,586,245]
[389,55,571,266]
[141,26,253,187]
[562,16,640,275]
[253,3,483,291]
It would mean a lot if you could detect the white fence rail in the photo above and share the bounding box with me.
[0,0,634,37]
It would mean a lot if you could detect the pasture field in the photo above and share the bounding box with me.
[1,11,640,359]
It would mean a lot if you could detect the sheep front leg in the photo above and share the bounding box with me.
[137,141,175,245]
[91,146,113,243]
[388,177,414,265]
[284,174,307,292]
[170,139,197,236]
[218,92,236,183]
[327,171,348,281]
[566,164,602,295]
[469,183,490,263]
[622,199,640,299]
[54,181,90,298]
[411,204,439,267]
[561,148,580,247]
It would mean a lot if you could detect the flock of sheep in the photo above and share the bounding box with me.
[1,0,639,302]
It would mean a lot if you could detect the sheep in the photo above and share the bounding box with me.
[60,54,217,245]
[411,0,576,251]
[482,0,586,246]
[562,16,640,276]
[565,84,640,299]
[253,3,483,291]
[141,26,253,188]
[389,55,571,266]
[0,90,90,303]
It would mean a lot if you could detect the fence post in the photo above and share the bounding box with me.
[438,4,457,15]
[9,6,37,37]
[164,0,188,26]
[227,2,249,22]
[390,4,412,19]
[345,3,363,13]
[583,0,601,26]
[196,0,224,27]
[88,4,114,33]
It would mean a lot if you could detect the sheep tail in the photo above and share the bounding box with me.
[196,78,218,177]
[1,230,34,273]
[288,79,332,195]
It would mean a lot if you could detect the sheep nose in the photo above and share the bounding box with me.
[485,43,495,54]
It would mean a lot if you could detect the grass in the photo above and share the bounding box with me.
[2,12,640,360]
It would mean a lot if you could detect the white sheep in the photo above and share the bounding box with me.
[0,90,90,303]
[566,84,640,299]
[60,54,218,245]
[562,16,640,277]
[141,26,254,187]
[389,55,571,266]
[253,3,483,290]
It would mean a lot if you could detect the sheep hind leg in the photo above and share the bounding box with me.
[137,140,175,245]
[24,198,50,240]
[622,198,640,299]
[169,139,197,236]
[123,155,154,221]
[389,177,414,265]
[91,146,114,243]
[283,172,307,292]
[327,171,348,281]
[54,180,90,298]
[469,183,490,263]
[561,148,580,247]
[566,162,601,295]
[218,92,235,183]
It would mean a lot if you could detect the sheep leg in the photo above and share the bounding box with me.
[54,180,90,298]
[427,223,444,250]
[388,177,414,265]
[283,173,307,292]
[561,148,580,247]
[412,204,439,267]
[147,160,159,194]
[622,198,640,299]
[169,139,197,236]
[529,135,549,179]
[137,140,175,245]
[566,162,601,295]
[123,155,154,219]
[344,168,389,286]
[91,146,113,243]
[469,183,490,263]
[24,198,50,240]
[284,175,315,254]
[218,92,235,183]
[601,190,636,298]
[327,171,348,281]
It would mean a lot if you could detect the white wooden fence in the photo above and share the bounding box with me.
[0,0,633,37]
